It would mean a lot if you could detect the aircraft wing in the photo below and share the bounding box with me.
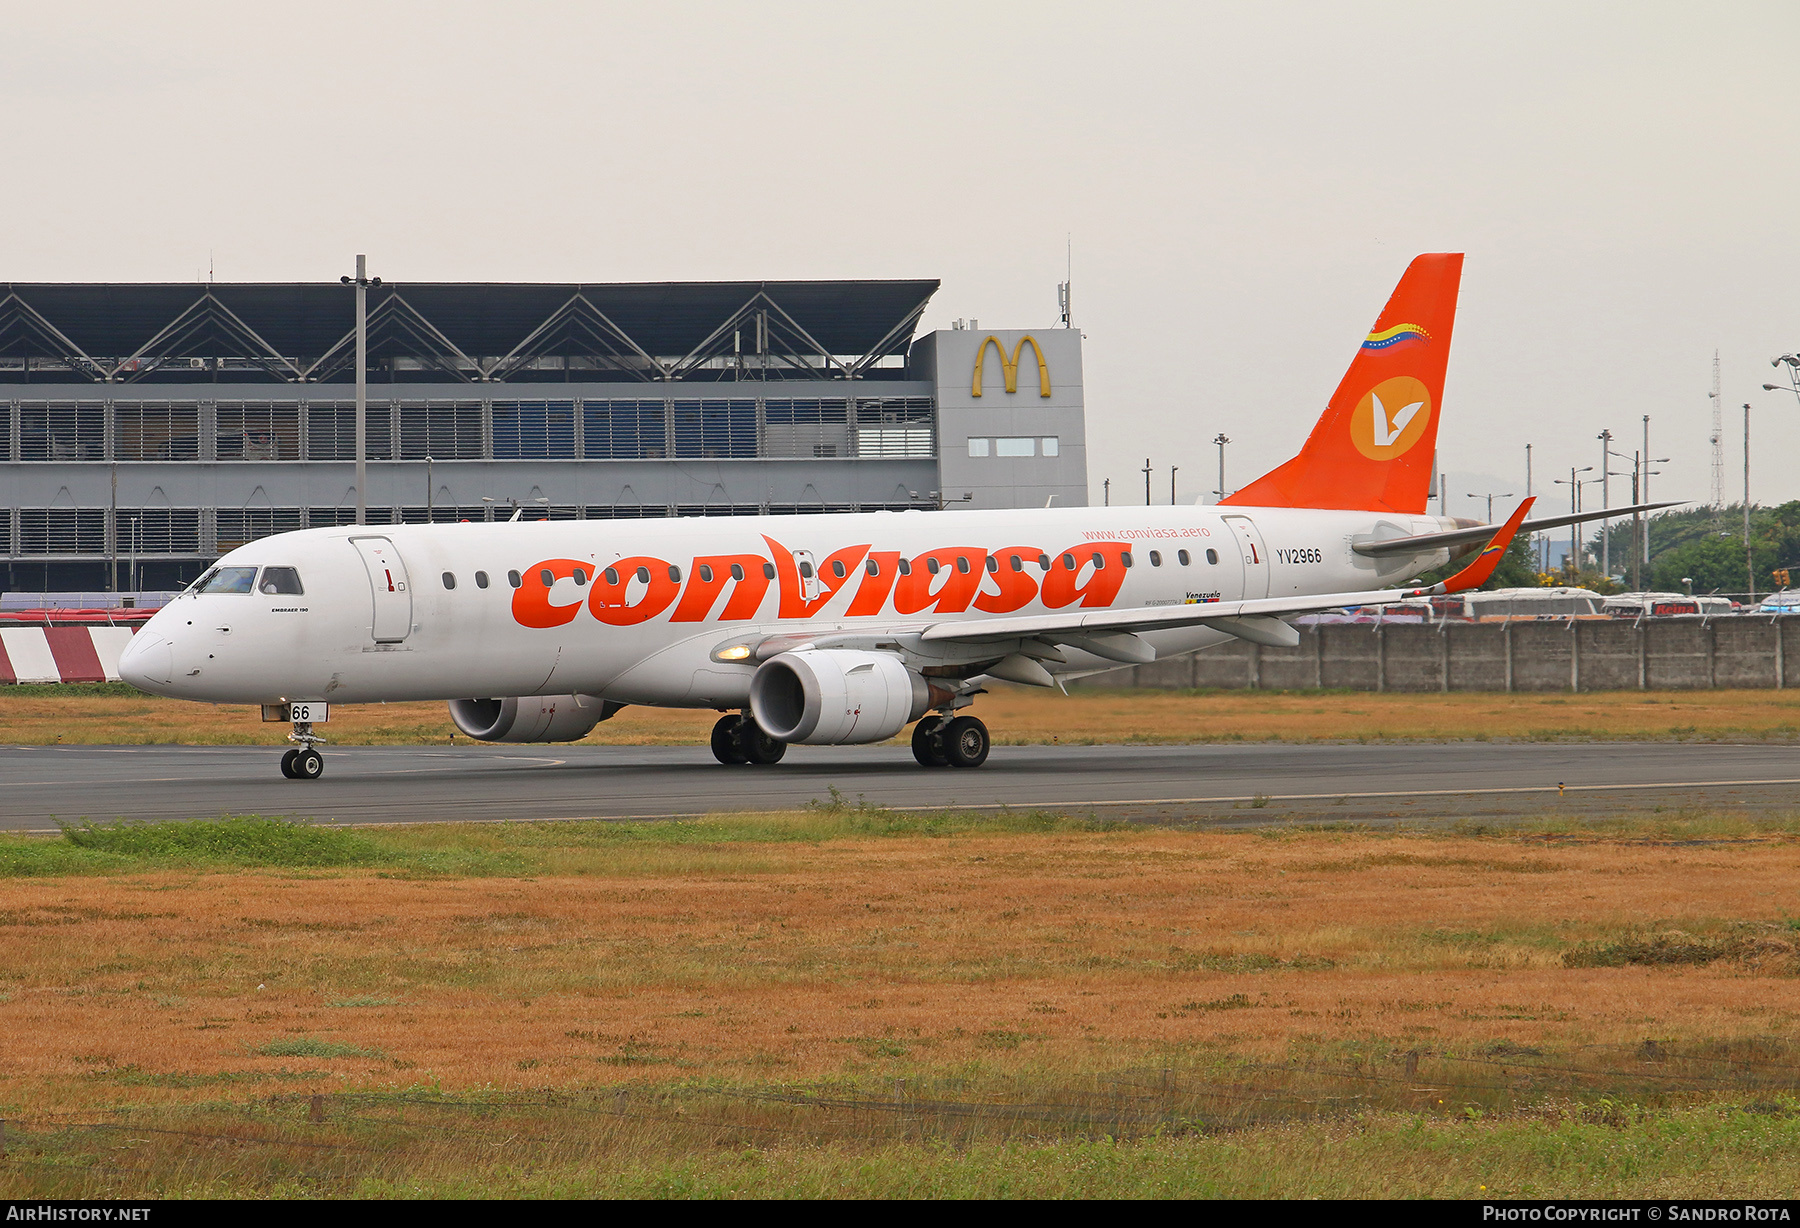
[1352,500,1681,557]
[920,497,1535,659]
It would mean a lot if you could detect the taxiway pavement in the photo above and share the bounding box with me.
[4,740,1799,830]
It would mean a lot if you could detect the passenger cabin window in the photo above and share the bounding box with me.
[573,569,587,585]
[831,560,846,579]
[898,558,912,576]
[926,558,940,575]
[539,568,554,587]
[730,563,745,582]
[1037,554,1051,571]
[201,567,258,595]
[259,566,304,595]
[1149,550,1162,567]
[507,570,522,588]
[475,571,490,589]
[669,565,682,582]
[955,556,970,574]
[799,561,815,578]
[865,559,880,576]
[441,571,456,590]
[1206,548,1219,565]
[761,562,776,579]
[699,564,715,583]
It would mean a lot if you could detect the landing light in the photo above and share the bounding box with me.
[715,644,753,662]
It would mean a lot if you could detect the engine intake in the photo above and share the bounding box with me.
[749,650,928,745]
[448,694,619,743]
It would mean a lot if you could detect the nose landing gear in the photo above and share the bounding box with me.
[280,720,326,780]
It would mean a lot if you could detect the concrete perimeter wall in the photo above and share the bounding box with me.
[1076,619,1800,692]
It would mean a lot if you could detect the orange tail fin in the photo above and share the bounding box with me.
[1221,253,1464,514]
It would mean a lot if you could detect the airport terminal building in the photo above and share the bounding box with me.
[0,278,1087,592]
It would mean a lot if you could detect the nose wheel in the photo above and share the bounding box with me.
[281,720,326,780]
[280,747,324,780]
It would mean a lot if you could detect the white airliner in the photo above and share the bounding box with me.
[118,254,1662,779]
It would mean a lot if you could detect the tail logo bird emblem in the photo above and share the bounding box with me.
[1370,392,1423,447]
[1350,375,1433,461]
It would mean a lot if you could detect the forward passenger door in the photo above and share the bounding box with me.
[350,536,413,643]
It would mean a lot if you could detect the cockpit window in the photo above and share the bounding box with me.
[260,567,304,595]
[199,567,259,595]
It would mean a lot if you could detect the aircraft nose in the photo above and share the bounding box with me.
[118,630,175,692]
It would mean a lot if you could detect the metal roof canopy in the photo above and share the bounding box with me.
[0,279,940,385]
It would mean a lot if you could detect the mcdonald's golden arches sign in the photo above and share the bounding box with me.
[971,334,1051,398]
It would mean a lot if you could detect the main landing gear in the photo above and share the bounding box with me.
[911,714,990,769]
[280,720,325,780]
[710,713,788,766]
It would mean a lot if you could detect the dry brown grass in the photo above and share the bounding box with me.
[3,819,1798,1116]
[5,685,1800,746]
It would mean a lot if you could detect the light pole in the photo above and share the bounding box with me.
[1103,478,1110,507]
[1596,430,1613,578]
[1745,402,1754,601]
[1553,466,1597,577]
[1213,434,1230,502]
[340,256,382,526]
[1465,491,1513,523]
[1142,458,1152,506]
[1169,466,1178,506]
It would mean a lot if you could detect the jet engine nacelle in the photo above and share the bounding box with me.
[749,649,929,745]
[447,694,614,743]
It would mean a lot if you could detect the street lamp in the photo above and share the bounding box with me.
[1606,445,1666,592]
[1465,491,1513,523]
[1213,434,1230,502]
[1552,466,1599,577]
[340,256,382,525]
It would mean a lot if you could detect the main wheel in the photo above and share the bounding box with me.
[740,719,788,765]
[280,748,299,779]
[911,715,948,767]
[710,715,749,765]
[292,747,325,780]
[942,716,990,768]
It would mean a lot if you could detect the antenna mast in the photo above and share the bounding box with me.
[1057,235,1071,328]
[1709,350,1725,519]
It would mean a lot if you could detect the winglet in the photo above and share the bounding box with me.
[1409,496,1534,597]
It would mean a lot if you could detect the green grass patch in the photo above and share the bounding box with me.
[253,1037,387,1060]
[60,815,384,867]
[0,805,1121,880]
[4,803,1796,882]
[1,681,148,699]
[4,1079,1800,1198]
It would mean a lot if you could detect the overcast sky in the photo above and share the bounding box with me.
[4,2,1795,521]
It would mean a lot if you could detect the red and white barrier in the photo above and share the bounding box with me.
[0,623,141,684]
